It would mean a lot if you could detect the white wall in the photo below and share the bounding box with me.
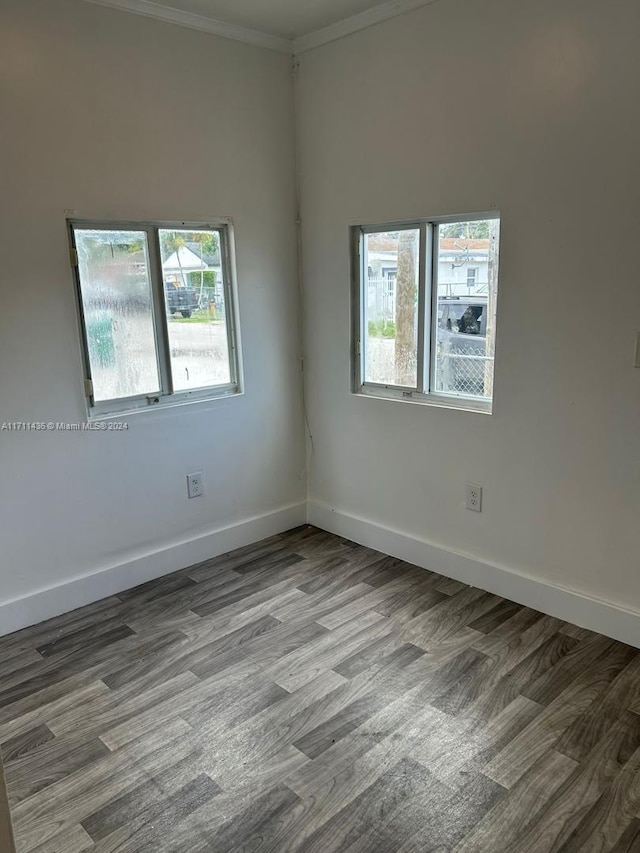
[0,0,305,622]
[1,0,638,638]
[297,0,640,612]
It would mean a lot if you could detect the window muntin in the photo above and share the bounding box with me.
[353,215,500,412]
[159,228,232,392]
[363,228,419,387]
[75,229,160,402]
[70,220,241,417]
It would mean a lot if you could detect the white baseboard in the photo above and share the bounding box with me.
[5,498,638,650]
[0,502,307,637]
[308,500,640,650]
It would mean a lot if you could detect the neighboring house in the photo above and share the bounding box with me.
[162,244,224,310]
[437,237,490,296]
[367,235,490,318]
[162,245,222,288]
[367,235,403,281]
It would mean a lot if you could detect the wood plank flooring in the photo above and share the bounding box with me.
[1,525,639,852]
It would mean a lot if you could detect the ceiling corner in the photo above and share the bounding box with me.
[293,0,439,54]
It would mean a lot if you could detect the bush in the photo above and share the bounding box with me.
[188,270,216,289]
[368,319,396,338]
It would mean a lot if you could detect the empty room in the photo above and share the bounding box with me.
[0,0,639,850]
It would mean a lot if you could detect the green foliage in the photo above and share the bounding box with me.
[78,231,144,264]
[188,270,217,289]
[439,221,490,239]
[368,319,396,338]
[197,232,220,261]
[160,229,220,262]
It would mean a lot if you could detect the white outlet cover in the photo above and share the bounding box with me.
[187,472,204,499]
[465,483,482,512]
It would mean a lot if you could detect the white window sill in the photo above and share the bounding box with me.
[87,386,243,422]
[354,384,492,415]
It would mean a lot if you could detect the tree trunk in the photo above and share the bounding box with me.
[395,230,418,386]
[484,219,500,397]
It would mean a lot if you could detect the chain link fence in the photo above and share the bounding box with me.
[436,341,493,397]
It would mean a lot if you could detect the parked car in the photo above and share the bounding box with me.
[165,282,198,318]
[437,296,489,395]
[437,296,487,342]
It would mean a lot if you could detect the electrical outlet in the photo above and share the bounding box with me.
[465,484,482,512]
[187,472,204,499]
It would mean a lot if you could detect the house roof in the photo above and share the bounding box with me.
[367,235,489,253]
[367,235,399,252]
[440,238,489,251]
[185,241,221,267]
[163,245,209,272]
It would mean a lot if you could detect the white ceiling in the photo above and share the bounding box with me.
[82,0,438,53]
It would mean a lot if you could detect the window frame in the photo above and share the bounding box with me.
[68,218,243,420]
[351,211,500,414]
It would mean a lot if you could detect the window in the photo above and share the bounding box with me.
[69,220,241,417]
[352,214,500,412]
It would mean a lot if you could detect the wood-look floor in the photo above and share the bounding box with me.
[1,526,640,852]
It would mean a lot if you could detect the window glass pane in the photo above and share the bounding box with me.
[159,229,231,392]
[434,219,500,399]
[363,229,419,387]
[75,229,159,402]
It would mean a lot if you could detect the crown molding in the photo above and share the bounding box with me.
[80,0,441,55]
[80,0,293,53]
[293,0,440,53]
